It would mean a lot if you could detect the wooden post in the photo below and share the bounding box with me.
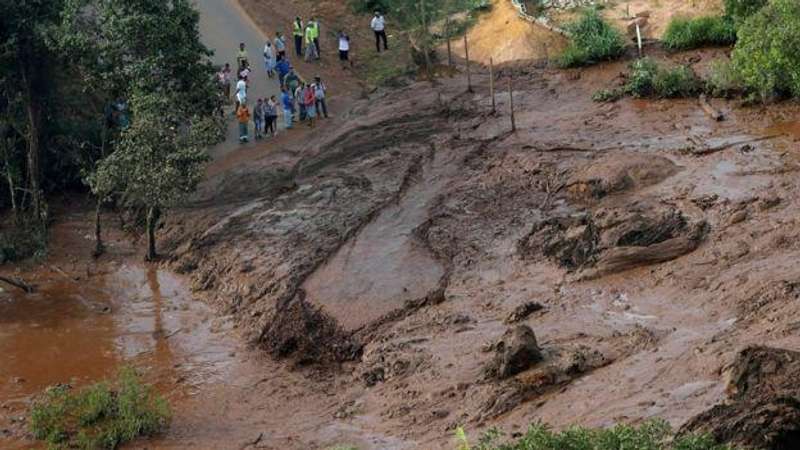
[508,76,516,132]
[489,57,495,113]
[446,16,453,69]
[464,33,472,93]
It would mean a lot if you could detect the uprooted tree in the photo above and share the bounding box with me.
[88,93,222,261]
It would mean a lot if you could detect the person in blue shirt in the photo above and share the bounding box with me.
[281,86,294,129]
[276,58,291,86]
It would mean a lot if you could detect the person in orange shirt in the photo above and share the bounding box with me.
[237,103,251,143]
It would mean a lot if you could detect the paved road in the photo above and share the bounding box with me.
[195,0,280,155]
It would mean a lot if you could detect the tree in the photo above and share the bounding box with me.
[0,0,66,222]
[88,93,222,261]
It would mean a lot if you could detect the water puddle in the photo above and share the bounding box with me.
[0,264,237,409]
[764,121,800,140]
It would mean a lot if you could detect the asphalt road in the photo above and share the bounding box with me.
[195,0,280,152]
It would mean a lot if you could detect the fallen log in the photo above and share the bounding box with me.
[699,94,723,121]
[0,275,35,293]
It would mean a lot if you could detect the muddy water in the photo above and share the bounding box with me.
[0,264,238,447]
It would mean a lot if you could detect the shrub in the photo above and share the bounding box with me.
[705,59,745,98]
[592,88,624,102]
[30,368,170,450]
[662,16,736,50]
[723,0,767,23]
[731,0,800,100]
[626,57,660,97]
[653,65,702,98]
[559,9,626,68]
[458,419,734,450]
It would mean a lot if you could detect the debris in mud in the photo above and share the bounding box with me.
[478,345,608,421]
[681,346,800,449]
[483,325,543,380]
[566,154,679,200]
[519,205,708,278]
[504,302,545,324]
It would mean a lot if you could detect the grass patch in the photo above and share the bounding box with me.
[456,419,733,450]
[592,57,701,101]
[30,367,170,450]
[0,216,47,263]
[705,58,745,98]
[559,8,626,68]
[723,0,767,24]
[662,16,736,51]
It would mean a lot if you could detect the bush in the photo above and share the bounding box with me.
[458,419,733,450]
[30,368,170,450]
[662,16,736,50]
[349,0,390,14]
[653,66,702,98]
[559,9,626,68]
[732,0,800,100]
[723,0,767,23]
[705,59,745,98]
[626,57,660,97]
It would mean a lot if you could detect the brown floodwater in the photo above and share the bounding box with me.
[764,120,800,141]
[0,264,239,448]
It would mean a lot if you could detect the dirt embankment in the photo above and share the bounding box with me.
[148,19,800,444]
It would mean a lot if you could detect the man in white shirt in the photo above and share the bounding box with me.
[235,76,247,112]
[370,11,388,53]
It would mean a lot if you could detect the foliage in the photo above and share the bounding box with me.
[0,216,47,262]
[653,66,702,98]
[731,0,800,101]
[705,59,745,98]
[662,16,736,51]
[30,367,170,450]
[723,0,767,24]
[559,9,626,68]
[456,419,734,450]
[626,57,660,97]
[591,88,624,102]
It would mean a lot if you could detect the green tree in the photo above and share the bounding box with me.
[89,93,222,261]
[731,0,800,100]
[0,0,66,222]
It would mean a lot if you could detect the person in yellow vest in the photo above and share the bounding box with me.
[310,17,321,57]
[304,23,319,61]
[292,17,304,57]
[236,42,248,71]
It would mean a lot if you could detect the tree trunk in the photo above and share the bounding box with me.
[93,199,104,257]
[145,206,160,261]
[446,16,452,68]
[21,50,43,222]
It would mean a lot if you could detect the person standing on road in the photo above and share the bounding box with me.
[281,86,294,129]
[310,17,321,56]
[295,82,307,122]
[293,17,304,57]
[338,31,350,67]
[285,69,300,99]
[304,83,317,128]
[218,63,232,100]
[275,32,287,60]
[264,41,276,79]
[276,58,291,87]
[253,98,264,140]
[235,75,247,113]
[304,22,319,61]
[265,95,278,137]
[371,11,388,52]
[237,42,249,70]
[313,76,328,119]
[236,103,251,143]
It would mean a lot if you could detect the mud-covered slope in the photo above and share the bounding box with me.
[163,50,800,448]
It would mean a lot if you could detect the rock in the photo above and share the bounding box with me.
[362,367,385,387]
[681,346,800,449]
[727,210,748,226]
[504,302,545,324]
[759,195,781,211]
[484,325,543,380]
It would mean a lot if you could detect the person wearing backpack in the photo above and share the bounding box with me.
[313,76,328,119]
[292,17,304,57]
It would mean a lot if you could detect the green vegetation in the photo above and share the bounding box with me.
[662,16,736,51]
[559,9,626,68]
[455,420,733,450]
[0,0,222,261]
[723,0,768,24]
[731,0,800,101]
[592,58,701,101]
[705,59,745,98]
[30,368,170,450]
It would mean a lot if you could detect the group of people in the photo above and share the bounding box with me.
[217,11,391,143]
